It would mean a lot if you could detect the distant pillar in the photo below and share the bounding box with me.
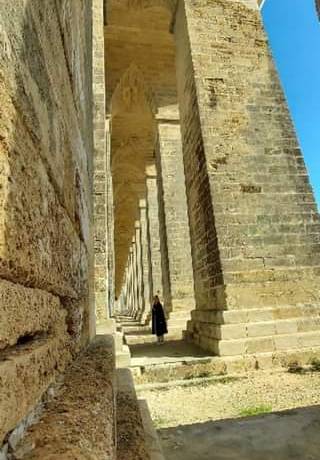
[146,169,164,302]
[155,120,195,313]
[128,247,135,316]
[131,239,140,318]
[134,221,144,319]
[139,199,152,322]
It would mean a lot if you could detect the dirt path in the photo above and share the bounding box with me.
[138,370,320,428]
[137,369,320,460]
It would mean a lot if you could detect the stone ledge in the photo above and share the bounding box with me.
[138,400,165,460]
[12,335,116,460]
[116,368,150,460]
[130,346,320,385]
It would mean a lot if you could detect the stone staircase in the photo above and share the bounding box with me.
[185,305,320,356]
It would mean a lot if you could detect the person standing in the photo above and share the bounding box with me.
[151,295,167,344]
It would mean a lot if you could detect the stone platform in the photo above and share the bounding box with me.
[129,339,320,385]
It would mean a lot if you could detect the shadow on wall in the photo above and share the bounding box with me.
[0,0,94,445]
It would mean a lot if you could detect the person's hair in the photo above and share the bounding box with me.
[153,295,159,302]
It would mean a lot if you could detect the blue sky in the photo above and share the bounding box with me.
[262,0,320,209]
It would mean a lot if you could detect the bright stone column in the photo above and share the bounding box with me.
[139,199,152,323]
[134,221,144,320]
[146,170,164,302]
[155,120,195,314]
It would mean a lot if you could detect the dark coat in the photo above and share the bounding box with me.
[152,302,168,336]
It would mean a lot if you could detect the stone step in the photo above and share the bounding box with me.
[131,345,320,385]
[190,305,320,326]
[168,309,193,319]
[188,317,320,341]
[125,329,183,346]
[123,325,151,334]
[190,330,320,356]
[119,321,142,328]
[166,318,188,328]
[115,331,125,350]
[116,344,131,369]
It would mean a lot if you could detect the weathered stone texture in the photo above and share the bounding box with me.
[14,336,116,460]
[0,0,94,445]
[139,200,152,320]
[0,334,70,446]
[174,0,320,352]
[156,122,195,312]
[146,174,164,302]
[93,0,111,325]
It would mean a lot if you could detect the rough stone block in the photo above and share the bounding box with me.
[220,324,247,340]
[0,335,70,444]
[218,339,246,357]
[13,336,116,459]
[246,337,274,354]
[275,319,299,335]
[247,322,276,338]
[0,279,66,350]
[274,334,299,351]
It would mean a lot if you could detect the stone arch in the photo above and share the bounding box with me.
[110,124,156,294]
[111,63,158,118]
[109,0,176,15]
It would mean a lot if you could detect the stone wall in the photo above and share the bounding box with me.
[0,0,94,445]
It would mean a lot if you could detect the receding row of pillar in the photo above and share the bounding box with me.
[116,120,196,323]
[95,0,320,354]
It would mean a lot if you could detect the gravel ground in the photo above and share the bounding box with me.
[137,370,320,429]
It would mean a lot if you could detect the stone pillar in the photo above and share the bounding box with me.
[139,199,152,323]
[130,244,138,318]
[146,170,164,301]
[134,221,144,319]
[93,0,114,332]
[155,121,195,313]
[127,248,133,317]
[173,0,320,354]
[106,120,115,318]
[122,265,129,315]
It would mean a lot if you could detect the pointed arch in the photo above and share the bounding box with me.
[111,63,158,118]
[108,0,176,15]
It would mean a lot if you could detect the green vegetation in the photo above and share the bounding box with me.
[239,405,272,417]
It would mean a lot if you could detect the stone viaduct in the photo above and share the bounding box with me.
[0,0,319,458]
